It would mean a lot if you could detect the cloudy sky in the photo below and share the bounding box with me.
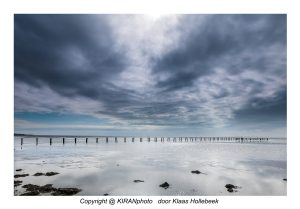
[14,14,286,137]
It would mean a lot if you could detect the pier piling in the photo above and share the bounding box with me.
[16,135,271,147]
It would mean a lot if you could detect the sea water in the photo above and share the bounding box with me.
[14,137,287,196]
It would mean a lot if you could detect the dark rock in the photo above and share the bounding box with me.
[225,184,239,192]
[227,188,234,193]
[14,180,22,187]
[283,178,287,181]
[133,180,144,183]
[45,172,59,176]
[14,174,29,178]
[159,182,170,189]
[16,169,22,172]
[33,172,45,176]
[20,191,40,196]
[22,184,40,191]
[22,184,56,193]
[225,184,237,189]
[191,170,202,174]
[21,183,81,196]
[39,184,56,193]
[103,193,109,196]
[51,188,81,196]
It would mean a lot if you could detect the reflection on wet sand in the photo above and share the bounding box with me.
[14,138,286,196]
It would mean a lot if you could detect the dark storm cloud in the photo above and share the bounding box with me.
[234,88,287,122]
[149,14,286,127]
[15,14,127,98]
[14,14,150,121]
[154,15,286,91]
[14,14,287,130]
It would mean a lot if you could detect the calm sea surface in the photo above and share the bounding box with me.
[14,137,287,196]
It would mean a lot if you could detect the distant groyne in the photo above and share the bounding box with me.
[17,136,273,146]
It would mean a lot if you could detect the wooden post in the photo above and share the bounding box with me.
[50,138,52,145]
[132,137,134,142]
[124,137,126,142]
[21,138,23,145]
[63,138,65,144]
[115,137,118,143]
[148,137,150,142]
[75,137,77,144]
[96,137,98,143]
[106,137,108,143]
[86,138,88,144]
[140,137,142,142]
[36,137,38,145]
